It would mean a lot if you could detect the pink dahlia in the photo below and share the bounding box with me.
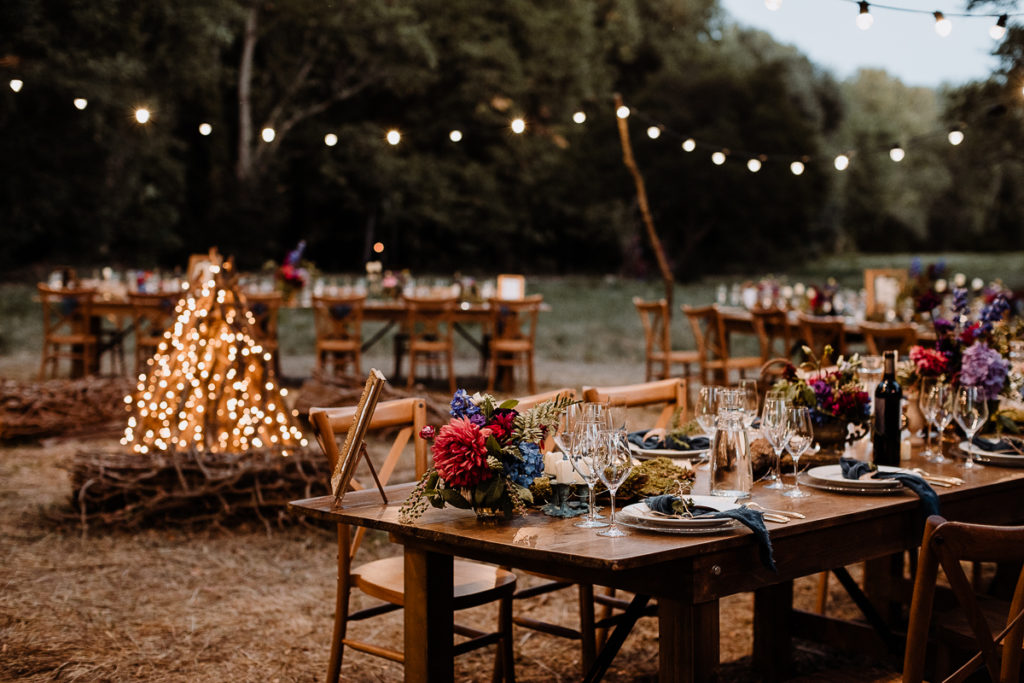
[432,417,493,488]
[909,345,948,377]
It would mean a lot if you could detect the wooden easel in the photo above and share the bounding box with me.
[331,368,388,507]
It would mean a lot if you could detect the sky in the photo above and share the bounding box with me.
[718,0,1006,87]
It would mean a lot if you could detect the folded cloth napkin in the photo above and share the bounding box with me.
[971,435,1019,454]
[644,495,776,571]
[839,457,940,517]
[628,431,710,451]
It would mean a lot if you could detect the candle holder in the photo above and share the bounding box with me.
[540,480,589,518]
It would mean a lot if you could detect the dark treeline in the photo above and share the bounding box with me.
[1,0,1022,279]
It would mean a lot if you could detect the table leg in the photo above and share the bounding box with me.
[403,547,454,682]
[658,597,719,683]
[753,580,794,682]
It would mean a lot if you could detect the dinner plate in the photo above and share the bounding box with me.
[799,476,908,495]
[619,496,739,529]
[615,516,742,535]
[958,440,1024,468]
[628,443,709,461]
[805,464,905,489]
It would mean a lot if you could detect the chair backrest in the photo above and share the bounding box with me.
[496,274,526,300]
[581,378,686,430]
[38,284,95,339]
[858,322,918,356]
[903,515,1024,683]
[797,313,847,358]
[244,292,283,347]
[488,295,542,346]
[750,307,792,363]
[403,295,457,345]
[682,304,729,363]
[313,294,365,345]
[309,397,429,556]
[634,298,672,361]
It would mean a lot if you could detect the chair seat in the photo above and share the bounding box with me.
[409,340,452,353]
[706,355,762,370]
[663,350,700,363]
[48,333,97,345]
[353,556,517,609]
[318,340,360,353]
[491,339,533,353]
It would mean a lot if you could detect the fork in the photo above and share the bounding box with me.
[746,501,806,519]
[910,468,963,486]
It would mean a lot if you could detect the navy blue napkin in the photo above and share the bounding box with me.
[644,495,776,571]
[628,431,710,451]
[839,457,940,517]
[971,436,1017,453]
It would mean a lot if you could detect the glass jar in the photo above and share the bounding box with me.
[710,412,752,498]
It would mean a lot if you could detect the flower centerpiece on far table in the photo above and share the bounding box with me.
[400,389,574,522]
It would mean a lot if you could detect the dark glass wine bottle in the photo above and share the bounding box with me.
[872,350,903,467]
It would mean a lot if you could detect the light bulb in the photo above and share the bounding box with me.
[790,161,805,176]
[765,0,782,10]
[889,145,905,162]
[573,111,586,124]
[682,138,696,152]
[261,127,275,142]
[990,15,1008,40]
[9,79,23,93]
[324,133,338,146]
[510,118,526,134]
[948,129,964,145]
[199,123,213,136]
[73,98,88,110]
[616,105,630,119]
[834,154,850,171]
[646,126,661,139]
[386,129,401,145]
[135,108,151,124]
[856,2,873,30]
[449,129,462,142]
[934,12,952,37]
[711,151,726,166]
[747,158,762,172]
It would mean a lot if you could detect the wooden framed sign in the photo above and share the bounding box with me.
[331,368,388,505]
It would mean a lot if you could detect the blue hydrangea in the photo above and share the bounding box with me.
[449,389,481,419]
[506,442,543,488]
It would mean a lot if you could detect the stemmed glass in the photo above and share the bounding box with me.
[923,383,952,464]
[596,429,634,537]
[954,385,989,470]
[604,397,629,432]
[919,380,940,462]
[554,403,586,454]
[760,396,792,490]
[783,407,813,498]
[568,418,609,528]
[738,379,759,428]
[696,386,720,437]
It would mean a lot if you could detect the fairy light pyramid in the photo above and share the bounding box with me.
[121,259,308,455]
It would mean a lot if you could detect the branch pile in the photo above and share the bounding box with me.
[0,377,132,441]
[65,447,329,529]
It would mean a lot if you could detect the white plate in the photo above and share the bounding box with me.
[628,442,709,461]
[958,440,1024,468]
[620,496,739,529]
[805,464,906,489]
[800,476,908,495]
[615,516,742,535]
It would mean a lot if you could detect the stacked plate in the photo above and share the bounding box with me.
[958,440,1024,467]
[617,495,741,535]
[802,464,907,495]
[627,442,709,461]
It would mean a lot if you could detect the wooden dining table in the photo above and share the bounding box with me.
[290,449,1024,682]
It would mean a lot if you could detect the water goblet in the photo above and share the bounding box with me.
[596,430,634,537]
[923,383,952,464]
[760,396,792,490]
[738,379,759,428]
[553,403,585,454]
[568,419,609,529]
[954,385,989,471]
[696,386,720,437]
[918,379,940,461]
[783,407,813,498]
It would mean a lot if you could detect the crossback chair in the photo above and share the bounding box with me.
[313,294,365,378]
[633,297,700,384]
[403,294,457,394]
[797,313,848,359]
[309,398,516,683]
[682,304,761,386]
[903,515,1024,683]
[129,292,179,376]
[859,321,918,357]
[38,284,97,379]
[750,307,794,364]
[487,295,542,394]
[245,291,283,374]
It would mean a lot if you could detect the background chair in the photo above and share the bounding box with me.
[309,398,515,683]
[312,293,365,378]
[750,307,794,364]
[129,292,179,376]
[245,291,283,374]
[487,295,542,394]
[633,297,700,384]
[38,284,97,379]
[682,304,761,386]
[797,312,848,359]
[903,515,1024,683]
[581,377,688,430]
[858,321,918,357]
[402,294,458,393]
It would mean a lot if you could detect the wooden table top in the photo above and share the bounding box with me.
[716,306,936,341]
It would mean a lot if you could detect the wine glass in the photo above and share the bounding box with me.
[604,397,629,432]
[923,383,952,464]
[954,385,989,470]
[783,407,813,498]
[568,419,609,529]
[760,396,792,490]
[696,386,720,437]
[918,380,940,461]
[596,429,634,537]
[554,403,585,454]
[738,379,759,428]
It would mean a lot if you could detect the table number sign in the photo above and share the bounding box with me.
[331,368,388,506]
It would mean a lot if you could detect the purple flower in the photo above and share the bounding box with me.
[960,343,1009,401]
[952,288,969,317]
[449,389,481,419]
[981,295,1010,324]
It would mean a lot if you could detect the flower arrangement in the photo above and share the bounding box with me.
[901,258,948,315]
[275,240,311,300]
[400,389,574,522]
[771,347,871,428]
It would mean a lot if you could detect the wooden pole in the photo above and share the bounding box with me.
[614,93,675,314]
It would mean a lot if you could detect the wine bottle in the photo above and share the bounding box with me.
[872,350,903,467]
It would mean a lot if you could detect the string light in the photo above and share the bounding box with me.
[573,111,587,124]
[510,118,526,134]
[790,160,805,176]
[386,129,401,145]
[889,144,905,162]
[856,2,874,30]
[990,14,1008,39]
[449,129,463,142]
[934,11,952,37]
[711,150,727,165]
[834,154,850,171]
[947,128,964,145]
[747,158,762,172]
[73,98,88,110]
[682,138,696,152]
[616,105,630,119]
[324,133,337,146]
[9,79,23,93]
[199,123,212,136]
[261,127,275,142]
[135,108,151,124]
[646,126,661,139]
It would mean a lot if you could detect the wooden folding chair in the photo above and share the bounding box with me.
[487,295,542,394]
[309,398,516,683]
[37,284,97,379]
[633,297,700,383]
[682,304,761,386]
[129,292,179,376]
[903,515,1024,682]
[797,313,848,358]
[750,307,794,364]
[403,294,457,394]
[313,294,365,378]
[859,321,918,357]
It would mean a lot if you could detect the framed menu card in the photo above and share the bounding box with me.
[331,368,388,504]
[864,268,908,318]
